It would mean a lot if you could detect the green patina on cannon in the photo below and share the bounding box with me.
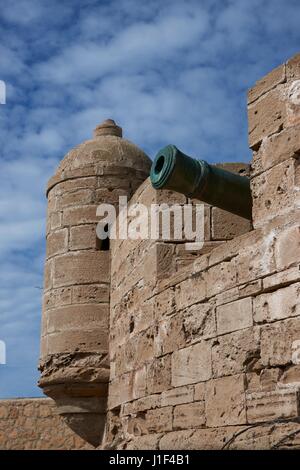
[150,145,252,220]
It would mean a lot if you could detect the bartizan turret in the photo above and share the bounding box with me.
[39,119,151,447]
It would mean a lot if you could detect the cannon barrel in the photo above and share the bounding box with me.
[150,145,252,220]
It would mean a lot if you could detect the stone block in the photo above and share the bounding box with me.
[159,426,246,450]
[146,407,173,433]
[260,317,300,366]
[57,189,93,209]
[254,283,300,323]
[175,273,207,310]
[194,383,205,401]
[251,124,300,176]
[275,224,300,270]
[205,375,246,427]
[237,235,276,284]
[161,385,194,407]
[43,287,72,310]
[182,302,216,342]
[53,251,110,287]
[173,402,206,430]
[246,389,300,423]
[70,224,97,250]
[126,434,162,450]
[72,284,109,304]
[50,212,62,230]
[286,53,300,79]
[154,314,185,356]
[46,303,109,333]
[212,327,260,377]
[216,297,253,335]
[147,355,172,394]
[248,64,286,105]
[206,260,237,297]
[248,86,286,150]
[46,328,108,354]
[62,205,100,226]
[211,207,251,240]
[251,158,299,227]
[46,228,68,258]
[260,368,282,391]
[263,266,300,291]
[172,341,212,387]
[108,374,133,410]
[54,177,97,195]
[133,367,147,400]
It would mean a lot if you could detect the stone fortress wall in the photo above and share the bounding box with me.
[0,54,300,450]
[106,53,300,450]
[0,399,92,449]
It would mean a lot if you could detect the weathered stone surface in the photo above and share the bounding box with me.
[246,389,300,423]
[194,383,205,401]
[248,64,286,105]
[0,399,92,450]
[125,434,161,450]
[154,287,175,319]
[279,364,300,387]
[46,228,68,258]
[237,235,276,284]
[154,315,185,356]
[62,205,100,226]
[211,208,251,240]
[251,124,300,176]
[147,356,172,394]
[259,368,282,392]
[50,212,62,231]
[54,177,97,195]
[263,266,300,290]
[132,367,147,399]
[161,385,194,407]
[205,375,246,427]
[172,341,212,387]
[173,402,206,429]
[108,373,133,409]
[159,427,240,450]
[46,303,109,333]
[216,297,253,335]
[57,189,93,209]
[286,53,300,79]
[206,260,237,297]
[43,287,72,310]
[72,284,109,304]
[46,328,108,354]
[260,317,300,366]
[182,302,216,342]
[175,273,207,310]
[275,224,300,270]
[146,407,173,433]
[251,158,299,227]
[53,251,110,287]
[212,327,260,377]
[122,394,161,415]
[254,283,300,323]
[248,86,287,150]
[70,224,97,250]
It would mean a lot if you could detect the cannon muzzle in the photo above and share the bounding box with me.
[150,145,252,220]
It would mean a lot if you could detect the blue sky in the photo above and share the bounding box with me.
[1,0,300,398]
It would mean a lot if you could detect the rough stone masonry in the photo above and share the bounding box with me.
[0,53,300,450]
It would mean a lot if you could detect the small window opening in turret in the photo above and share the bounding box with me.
[96,224,110,251]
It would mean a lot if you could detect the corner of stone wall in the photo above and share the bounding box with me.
[248,53,300,228]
